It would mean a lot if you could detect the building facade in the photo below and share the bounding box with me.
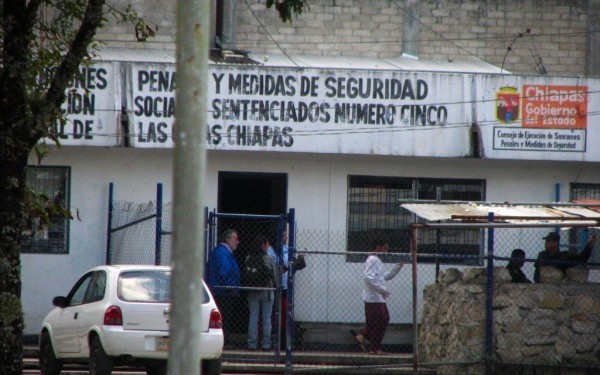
[22,0,600,335]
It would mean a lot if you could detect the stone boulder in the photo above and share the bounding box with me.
[539,266,564,284]
[565,268,590,284]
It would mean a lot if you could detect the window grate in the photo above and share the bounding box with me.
[22,166,70,254]
[347,176,485,264]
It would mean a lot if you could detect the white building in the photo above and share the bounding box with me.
[21,1,600,337]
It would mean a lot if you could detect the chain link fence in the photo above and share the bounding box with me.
[106,184,600,373]
[205,212,288,362]
[107,183,172,265]
[207,222,418,372]
[416,224,600,375]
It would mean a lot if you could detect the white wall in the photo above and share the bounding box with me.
[22,147,600,333]
[23,147,174,334]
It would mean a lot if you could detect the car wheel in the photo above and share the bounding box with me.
[39,332,62,375]
[202,358,222,375]
[89,336,113,375]
[146,365,167,375]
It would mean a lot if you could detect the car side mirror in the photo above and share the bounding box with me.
[52,296,68,308]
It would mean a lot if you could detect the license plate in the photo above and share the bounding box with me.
[156,337,169,352]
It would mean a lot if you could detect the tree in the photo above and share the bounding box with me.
[0,1,305,373]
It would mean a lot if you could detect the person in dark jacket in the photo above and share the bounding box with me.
[207,229,241,345]
[533,231,597,283]
[506,248,531,283]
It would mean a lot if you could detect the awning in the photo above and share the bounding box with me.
[400,201,600,224]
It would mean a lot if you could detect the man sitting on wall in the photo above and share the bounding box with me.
[533,231,597,283]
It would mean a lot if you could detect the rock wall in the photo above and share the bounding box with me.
[420,267,600,375]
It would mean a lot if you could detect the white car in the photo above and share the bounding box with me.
[39,265,223,375]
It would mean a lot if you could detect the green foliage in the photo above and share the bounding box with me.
[266,0,309,22]
[0,293,22,326]
[0,2,155,373]
[23,185,74,236]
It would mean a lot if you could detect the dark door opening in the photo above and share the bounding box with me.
[218,172,287,216]
[217,171,288,255]
[215,172,288,334]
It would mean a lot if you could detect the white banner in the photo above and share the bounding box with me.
[60,59,600,161]
[129,64,472,156]
[46,62,121,147]
[128,63,175,148]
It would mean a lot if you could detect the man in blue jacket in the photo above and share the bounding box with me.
[208,229,241,346]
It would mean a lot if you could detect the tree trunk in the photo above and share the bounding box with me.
[0,142,28,374]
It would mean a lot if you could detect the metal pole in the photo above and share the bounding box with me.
[274,219,283,364]
[485,212,495,375]
[203,207,210,277]
[435,187,441,283]
[155,183,163,265]
[411,225,419,375]
[286,208,296,374]
[169,0,210,373]
[106,182,113,265]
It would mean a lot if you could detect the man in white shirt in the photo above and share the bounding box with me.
[353,236,403,355]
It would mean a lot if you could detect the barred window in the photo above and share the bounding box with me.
[347,176,485,264]
[22,166,70,254]
[571,183,600,201]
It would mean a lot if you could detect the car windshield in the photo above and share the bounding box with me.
[118,270,171,303]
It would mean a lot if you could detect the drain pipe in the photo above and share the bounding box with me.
[217,0,237,49]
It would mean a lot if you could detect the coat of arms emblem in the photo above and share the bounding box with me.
[496,86,520,123]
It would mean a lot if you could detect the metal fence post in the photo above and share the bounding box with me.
[205,210,215,281]
[485,212,495,375]
[286,208,296,374]
[411,225,419,375]
[106,182,114,265]
[155,183,163,265]
[203,207,209,275]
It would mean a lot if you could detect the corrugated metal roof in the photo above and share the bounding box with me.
[573,199,600,214]
[401,202,600,223]
[250,53,509,74]
[92,47,508,74]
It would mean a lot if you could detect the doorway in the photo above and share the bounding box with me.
[217,171,288,255]
[215,172,288,335]
[218,171,287,216]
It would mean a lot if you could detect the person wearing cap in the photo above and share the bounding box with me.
[506,248,532,283]
[533,231,597,283]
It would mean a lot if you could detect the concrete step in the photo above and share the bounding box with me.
[25,345,436,374]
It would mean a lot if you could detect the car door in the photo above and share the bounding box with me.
[75,271,107,353]
[52,272,94,354]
